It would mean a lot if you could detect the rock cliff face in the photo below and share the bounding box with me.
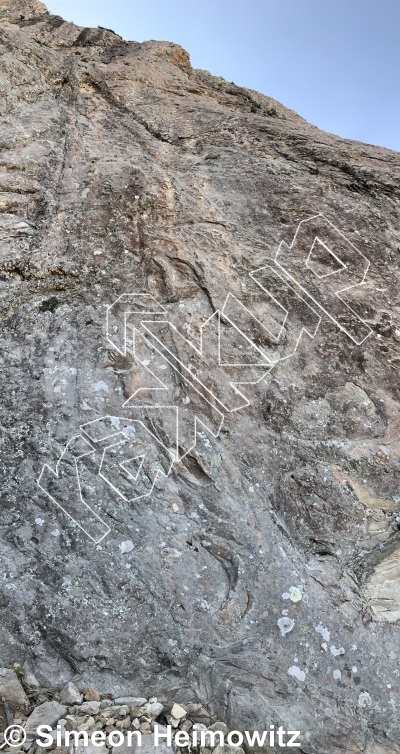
[1,1,400,751]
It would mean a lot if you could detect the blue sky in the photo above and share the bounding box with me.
[48,0,400,152]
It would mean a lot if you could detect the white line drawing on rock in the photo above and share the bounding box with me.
[37,214,374,541]
[273,214,372,344]
[37,435,111,544]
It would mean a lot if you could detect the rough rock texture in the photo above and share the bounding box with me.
[0,676,249,754]
[0,668,28,711]
[0,1,400,752]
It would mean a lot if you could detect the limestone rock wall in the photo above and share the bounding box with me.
[0,2,400,752]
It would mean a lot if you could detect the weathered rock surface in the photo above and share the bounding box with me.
[0,1,400,752]
[0,681,247,754]
[25,700,67,733]
[59,681,83,705]
[0,668,28,710]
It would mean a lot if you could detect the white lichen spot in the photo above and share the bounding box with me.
[119,540,134,554]
[358,691,372,708]
[51,529,60,537]
[35,518,45,527]
[94,380,109,392]
[288,586,302,602]
[81,401,93,412]
[288,665,306,682]
[315,623,330,642]
[278,617,295,637]
[352,666,358,674]
[333,669,341,680]
[330,645,345,657]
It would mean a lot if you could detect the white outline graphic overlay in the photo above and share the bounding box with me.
[37,214,374,541]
